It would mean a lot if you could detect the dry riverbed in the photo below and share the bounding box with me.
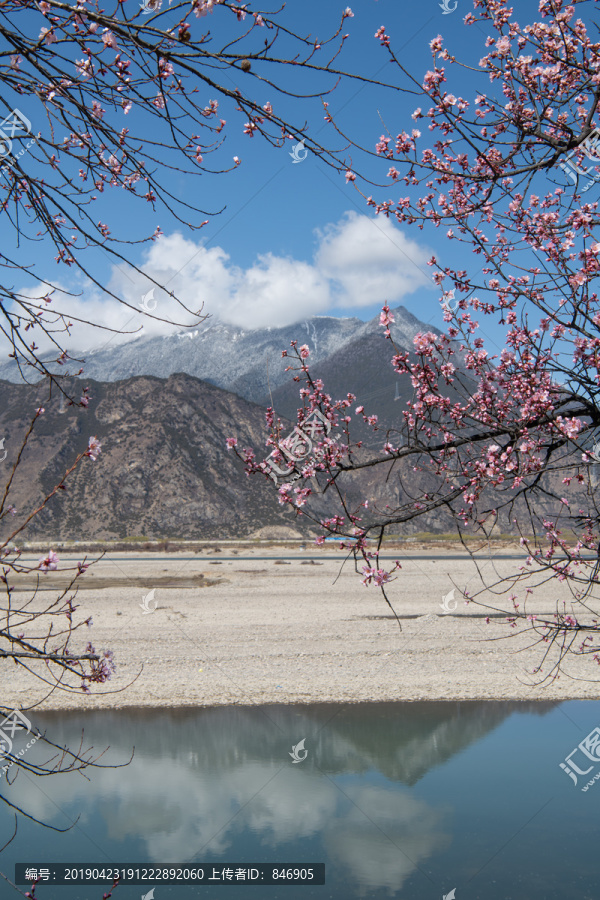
[6,543,600,710]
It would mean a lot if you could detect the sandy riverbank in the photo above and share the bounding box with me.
[5,544,600,710]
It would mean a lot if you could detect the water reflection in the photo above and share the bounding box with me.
[0,701,559,897]
[324,785,450,894]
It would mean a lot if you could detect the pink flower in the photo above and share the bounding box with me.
[39,27,57,43]
[226,437,238,449]
[194,0,222,17]
[373,569,392,586]
[380,304,395,327]
[361,565,395,587]
[299,345,310,359]
[277,484,292,505]
[375,25,390,46]
[87,436,101,460]
[158,58,174,79]
[293,487,311,507]
[102,29,118,50]
[75,58,94,78]
[361,565,376,585]
[39,550,59,572]
[345,170,356,183]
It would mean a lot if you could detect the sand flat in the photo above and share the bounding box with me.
[5,546,600,709]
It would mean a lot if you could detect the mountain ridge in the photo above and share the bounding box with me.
[0,305,431,407]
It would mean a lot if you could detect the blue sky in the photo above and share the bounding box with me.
[1,0,586,359]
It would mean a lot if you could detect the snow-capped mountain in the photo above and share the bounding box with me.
[0,305,430,405]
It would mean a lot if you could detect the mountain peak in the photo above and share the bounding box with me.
[0,305,437,404]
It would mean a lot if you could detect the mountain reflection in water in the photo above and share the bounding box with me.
[3,700,596,899]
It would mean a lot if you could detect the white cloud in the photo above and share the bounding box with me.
[315,211,432,308]
[4,213,433,357]
[227,254,331,328]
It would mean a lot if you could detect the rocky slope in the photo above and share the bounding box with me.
[1,372,436,542]
[0,330,586,542]
[0,374,308,540]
